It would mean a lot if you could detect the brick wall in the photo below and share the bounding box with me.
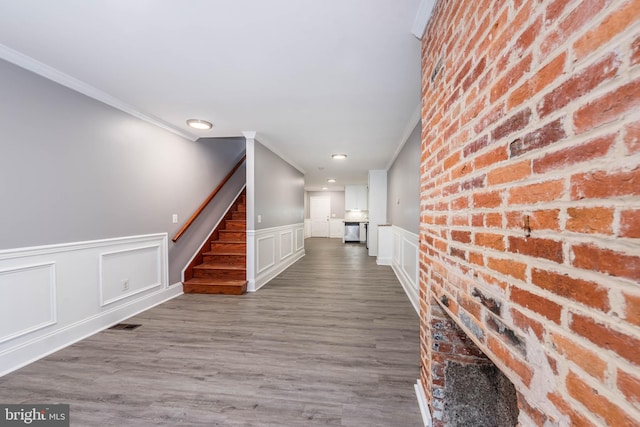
[419,0,640,425]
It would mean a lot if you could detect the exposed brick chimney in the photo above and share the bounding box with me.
[419,1,640,425]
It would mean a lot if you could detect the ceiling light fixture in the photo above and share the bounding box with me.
[322,187,329,190]
[186,119,213,130]
[332,154,347,160]
[327,178,336,183]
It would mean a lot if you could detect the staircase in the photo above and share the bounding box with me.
[183,190,247,295]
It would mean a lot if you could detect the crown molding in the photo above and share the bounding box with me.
[0,43,198,141]
[411,0,436,39]
[386,103,421,171]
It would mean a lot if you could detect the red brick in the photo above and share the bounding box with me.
[510,307,544,341]
[475,232,505,251]
[472,213,483,227]
[488,258,527,281]
[566,206,614,235]
[573,243,640,282]
[624,120,640,154]
[632,34,640,66]
[570,313,640,366]
[443,151,461,170]
[491,108,532,141]
[566,370,638,427]
[624,293,640,327]
[547,392,597,427]
[517,392,549,426]
[532,268,610,312]
[508,236,563,263]
[532,133,615,174]
[451,196,469,210]
[462,57,486,93]
[463,135,489,157]
[451,230,471,243]
[488,1,534,61]
[550,333,607,380]
[485,212,502,228]
[574,79,640,133]
[510,287,562,324]
[538,53,620,118]
[474,103,504,134]
[510,118,567,157]
[460,174,485,191]
[514,17,542,57]
[506,209,560,232]
[469,251,484,266]
[451,161,473,179]
[618,368,640,405]
[508,180,564,205]
[508,53,566,110]
[487,335,533,386]
[541,0,606,56]
[574,0,640,60]
[571,167,640,200]
[475,146,508,169]
[473,191,502,208]
[486,160,530,186]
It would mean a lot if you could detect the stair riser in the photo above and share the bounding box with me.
[211,242,245,252]
[203,254,246,265]
[184,284,246,295]
[193,269,246,280]
[225,221,246,230]
[231,212,246,220]
[219,231,246,241]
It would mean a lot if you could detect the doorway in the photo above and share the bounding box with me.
[310,196,331,237]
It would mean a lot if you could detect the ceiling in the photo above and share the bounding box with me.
[0,0,427,191]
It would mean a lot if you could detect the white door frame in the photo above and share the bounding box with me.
[310,196,331,237]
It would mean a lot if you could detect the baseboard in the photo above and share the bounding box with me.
[0,283,182,377]
[249,250,305,292]
[392,262,419,314]
[376,256,392,265]
[415,379,432,427]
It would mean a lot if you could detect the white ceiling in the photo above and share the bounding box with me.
[0,0,426,191]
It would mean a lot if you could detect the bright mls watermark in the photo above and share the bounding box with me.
[0,405,69,426]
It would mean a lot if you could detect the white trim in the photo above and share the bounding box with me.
[246,223,305,292]
[99,244,163,307]
[280,230,294,260]
[411,0,436,39]
[180,185,246,282]
[415,379,433,427]
[386,226,420,314]
[0,44,197,142]
[0,262,57,344]
[386,104,421,171]
[254,135,306,174]
[0,283,182,377]
[0,233,177,377]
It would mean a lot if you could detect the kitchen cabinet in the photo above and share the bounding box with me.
[345,185,368,211]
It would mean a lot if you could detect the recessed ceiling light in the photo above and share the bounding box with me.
[327,178,336,183]
[322,187,329,190]
[186,119,213,130]
[332,154,347,160]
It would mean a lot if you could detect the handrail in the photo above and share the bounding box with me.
[172,154,246,242]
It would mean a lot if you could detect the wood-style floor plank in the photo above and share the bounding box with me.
[0,238,421,426]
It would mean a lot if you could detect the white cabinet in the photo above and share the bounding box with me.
[345,185,368,211]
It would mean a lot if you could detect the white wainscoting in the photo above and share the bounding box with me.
[329,218,345,239]
[0,233,182,377]
[246,223,305,292]
[381,226,419,314]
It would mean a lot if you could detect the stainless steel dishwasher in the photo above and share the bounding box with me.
[344,221,360,242]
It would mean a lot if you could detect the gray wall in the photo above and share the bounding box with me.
[0,59,246,283]
[387,122,420,234]
[253,141,304,229]
[304,191,345,218]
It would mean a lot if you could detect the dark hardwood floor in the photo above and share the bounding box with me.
[0,238,422,426]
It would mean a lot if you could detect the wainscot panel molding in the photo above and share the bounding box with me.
[389,226,419,314]
[329,218,345,239]
[0,233,182,377]
[303,219,311,239]
[246,223,305,292]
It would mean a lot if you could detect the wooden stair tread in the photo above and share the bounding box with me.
[203,250,245,256]
[184,278,247,286]
[194,264,246,271]
[212,239,245,244]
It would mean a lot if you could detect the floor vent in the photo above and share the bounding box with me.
[108,323,142,331]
